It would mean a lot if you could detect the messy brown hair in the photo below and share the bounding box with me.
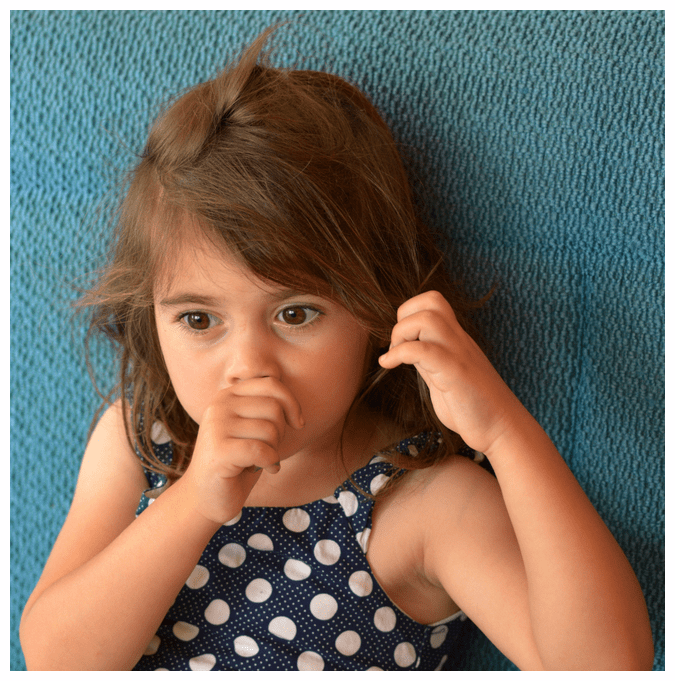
[80,26,483,484]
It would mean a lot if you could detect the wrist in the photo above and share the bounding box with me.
[481,402,552,464]
[153,477,225,539]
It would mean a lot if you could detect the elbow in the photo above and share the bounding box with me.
[20,609,78,671]
[627,640,655,672]
[19,615,44,671]
[533,628,655,671]
[20,611,56,671]
[586,635,654,671]
[21,608,141,671]
[619,618,655,671]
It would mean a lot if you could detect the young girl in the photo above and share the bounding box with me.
[20,27,653,671]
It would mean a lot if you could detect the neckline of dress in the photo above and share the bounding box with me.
[240,453,392,511]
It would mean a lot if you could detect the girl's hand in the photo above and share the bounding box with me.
[174,377,304,524]
[378,291,522,454]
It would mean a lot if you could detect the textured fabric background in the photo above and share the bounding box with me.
[10,10,664,671]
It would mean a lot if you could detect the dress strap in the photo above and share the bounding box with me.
[135,420,173,516]
[332,432,439,553]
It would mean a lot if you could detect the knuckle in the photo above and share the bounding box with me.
[425,290,452,314]
[427,289,447,304]
[248,439,277,466]
[248,439,267,458]
[418,309,438,324]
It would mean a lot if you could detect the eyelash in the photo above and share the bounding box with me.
[175,312,220,335]
[175,305,323,336]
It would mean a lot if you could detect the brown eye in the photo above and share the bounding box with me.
[278,306,320,327]
[183,312,212,331]
[281,307,308,325]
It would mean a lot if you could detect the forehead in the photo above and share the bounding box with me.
[154,229,267,296]
[153,222,331,305]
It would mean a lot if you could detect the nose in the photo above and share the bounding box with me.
[222,324,280,386]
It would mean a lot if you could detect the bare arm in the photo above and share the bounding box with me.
[19,403,222,670]
[21,378,302,670]
[483,408,652,670]
[379,291,654,670]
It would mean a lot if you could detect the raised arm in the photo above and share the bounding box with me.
[378,291,654,671]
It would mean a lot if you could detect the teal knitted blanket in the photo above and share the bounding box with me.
[10,10,664,670]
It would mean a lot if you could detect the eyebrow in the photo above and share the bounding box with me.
[157,289,314,308]
[158,293,222,308]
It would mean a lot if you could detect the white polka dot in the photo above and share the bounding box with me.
[268,616,297,640]
[348,570,373,597]
[370,473,390,495]
[204,599,230,625]
[408,444,419,456]
[247,533,274,550]
[245,578,273,603]
[321,495,339,504]
[435,654,449,671]
[218,543,246,568]
[314,539,341,565]
[185,564,209,589]
[223,512,241,526]
[143,635,160,655]
[234,636,259,657]
[374,606,397,632]
[357,528,371,553]
[430,624,448,649]
[282,507,311,532]
[394,641,416,667]
[284,558,312,581]
[370,455,387,464]
[337,490,358,516]
[297,651,324,671]
[309,593,338,620]
[189,653,216,671]
[335,630,361,656]
[173,621,199,641]
[150,421,171,444]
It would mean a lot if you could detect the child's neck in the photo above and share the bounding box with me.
[244,409,401,508]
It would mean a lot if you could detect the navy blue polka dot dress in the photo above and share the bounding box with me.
[132,428,469,671]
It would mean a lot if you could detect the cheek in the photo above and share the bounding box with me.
[165,369,213,426]
[156,328,181,386]
[311,331,370,397]
[156,330,211,422]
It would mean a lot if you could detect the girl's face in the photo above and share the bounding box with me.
[153,236,372,465]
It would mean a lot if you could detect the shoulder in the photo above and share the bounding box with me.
[75,400,148,501]
[62,399,149,534]
[407,456,544,669]
[366,453,505,623]
[370,453,502,580]
[406,454,514,574]
[379,453,521,607]
[388,452,500,526]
